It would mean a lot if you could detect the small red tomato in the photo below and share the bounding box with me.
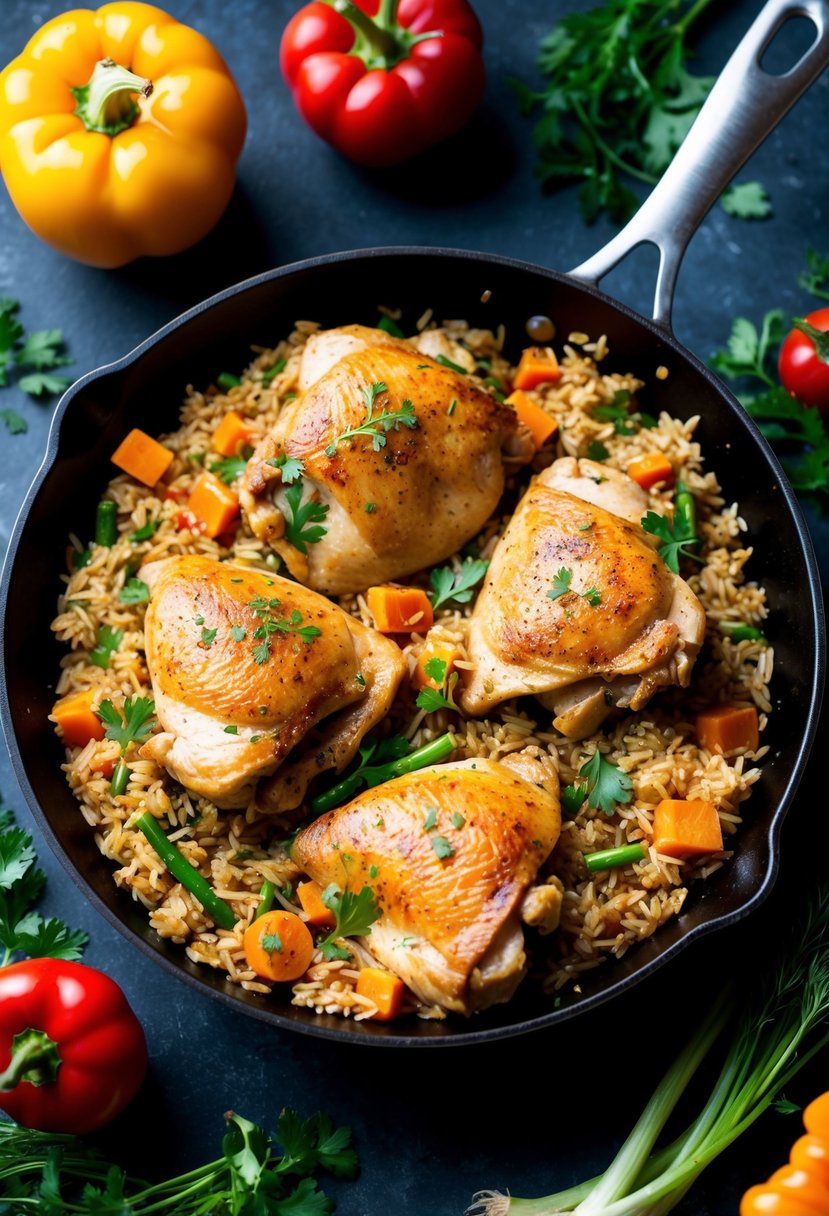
[778,307,829,414]
[0,958,147,1133]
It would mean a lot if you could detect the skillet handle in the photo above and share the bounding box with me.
[568,0,829,328]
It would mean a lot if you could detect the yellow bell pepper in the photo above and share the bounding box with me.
[0,3,247,268]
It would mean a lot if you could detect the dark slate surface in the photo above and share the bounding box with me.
[0,2,827,1212]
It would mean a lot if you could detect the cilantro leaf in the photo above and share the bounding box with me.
[431,835,454,859]
[119,577,150,604]
[586,439,609,461]
[17,371,72,398]
[324,382,418,456]
[641,481,700,574]
[262,932,283,954]
[0,827,37,887]
[1,408,27,435]
[268,453,305,483]
[278,1109,359,1180]
[547,567,573,600]
[89,625,124,669]
[720,181,772,220]
[281,482,329,554]
[14,917,88,961]
[578,750,633,814]
[209,455,248,484]
[428,558,489,611]
[96,696,157,753]
[423,656,447,685]
[318,884,381,960]
[562,782,588,816]
[799,248,829,301]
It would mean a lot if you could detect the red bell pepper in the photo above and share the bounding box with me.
[0,958,147,1134]
[280,0,485,166]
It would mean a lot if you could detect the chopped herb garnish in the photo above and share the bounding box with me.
[224,725,239,735]
[262,932,284,954]
[119,577,150,604]
[577,749,633,815]
[281,481,329,554]
[582,586,602,607]
[586,439,610,461]
[547,567,573,600]
[267,453,305,483]
[261,357,287,385]
[200,627,218,647]
[415,656,459,715]
[369,864,379,879]
[325,381,417,456]
[719,621,767,644]
[578,522,593,531]
[231,625,247,641]
[89,625,124,670]
[435,354,468,375]
[423,807,438,832]
[96,696,157,796]
[451,812,465,829]
[431,835,454,860]
[194,615,205,626]
[209,455,248,484]
[562,782,587,816]
[129,519,159,542]
[641,479,700,574]
[249,595,322,664]
[428,557,489,612]
[318,884,382,960]
[447,398,458,416]
[364,501,376,513]
[355,672,366,687]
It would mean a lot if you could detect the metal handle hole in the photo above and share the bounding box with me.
[759,12,820,74]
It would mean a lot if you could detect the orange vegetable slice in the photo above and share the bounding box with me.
[696,705,759,756]
[627,451,675,490]
[513,346,561,390]
[297,880,336,928]
[505,389,559,448]
[186,471,240,539]
[51,688,105,748]
[212,410,254,457]
[242,910,314,982]
[366,585,434,633]
[652,799,723,859]
[356,966,405,1021]
[111,428,174,487]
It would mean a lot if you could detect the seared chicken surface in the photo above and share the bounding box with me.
[240,324,529,595]
[292,753,561,1015]
[461,459,705,736]
[138,555,405,810]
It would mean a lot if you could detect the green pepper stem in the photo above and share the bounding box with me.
[0,1028,61,1092]
[72,58,153,137]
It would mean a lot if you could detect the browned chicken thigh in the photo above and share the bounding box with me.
[240,324,528,595]
[461,459,705,736]
[292,752,562,1015]
[138,555,405,810]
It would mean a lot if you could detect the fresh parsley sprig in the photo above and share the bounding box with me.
[319,884,382,961]
[514,0,717,225]
[562,749,633,817]
[0,1106,358,1213]
[248,597,322,665]
[0,804,88,966]
[641,480,700,574]
[799,247,829,300]
[415,657,459,715]
[267,453,305,483]
[325,382,418,456]
[96,696,157,796]
[281,482,329,554]
[428,558,489,612]
[208,454,249,484]
[0,298,74,435]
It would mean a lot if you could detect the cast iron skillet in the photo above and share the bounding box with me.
[1,0,826,1045]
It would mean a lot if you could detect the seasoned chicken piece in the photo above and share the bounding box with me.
[138,555,405,810]
[292,752,561,1015]
[461,459,705,736]
[240,324,529,595]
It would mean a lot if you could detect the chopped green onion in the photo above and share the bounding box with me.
[135,811,237,930]
[95,500,117,547]
[261,358,287,386]
[584,842,646,872]
[217,372,242,390]
[435,354,468,375]
[378,315,405,338]
[719,621,767,644]
[257,879,276,918]
[110,758,131,797]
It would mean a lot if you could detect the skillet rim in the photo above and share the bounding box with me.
[1,245,825,1047]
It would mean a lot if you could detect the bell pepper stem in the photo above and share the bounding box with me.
[329,0,400,63]
[72,58,153,138]
[375,0,399,28]
[0,1028,61,1091]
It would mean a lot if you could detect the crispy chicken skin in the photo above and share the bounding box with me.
[292,753,561,1015]
[461,459,705,736]
[138,555,405,811]
[239,324,529,595]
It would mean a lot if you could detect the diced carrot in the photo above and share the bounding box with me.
[186,472,240,539]
[297,880,336,928]
[506,389,559,448]
[513,346,561,390]
[366,585,434,633]
[627,452,675,490]
[51,688,105,748]
[111,428,174,487]
[212,410,254,457]
[696,704,759,756]
[92,755,117,779]
[652,799,723,859]
[356,966,405,1021]
[242,910,315,982]
[412,641,460,690]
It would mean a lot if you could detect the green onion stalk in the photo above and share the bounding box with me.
[468,885,829,1216]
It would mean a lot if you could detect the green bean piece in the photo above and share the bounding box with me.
[377,315,405,338]
[310,732,454,815]
[95,500,117,547]
[110,758,131,797]
[584,842,646,873]
[217,372,242,390]
[257,879,275,918]
[135,812,237,930]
